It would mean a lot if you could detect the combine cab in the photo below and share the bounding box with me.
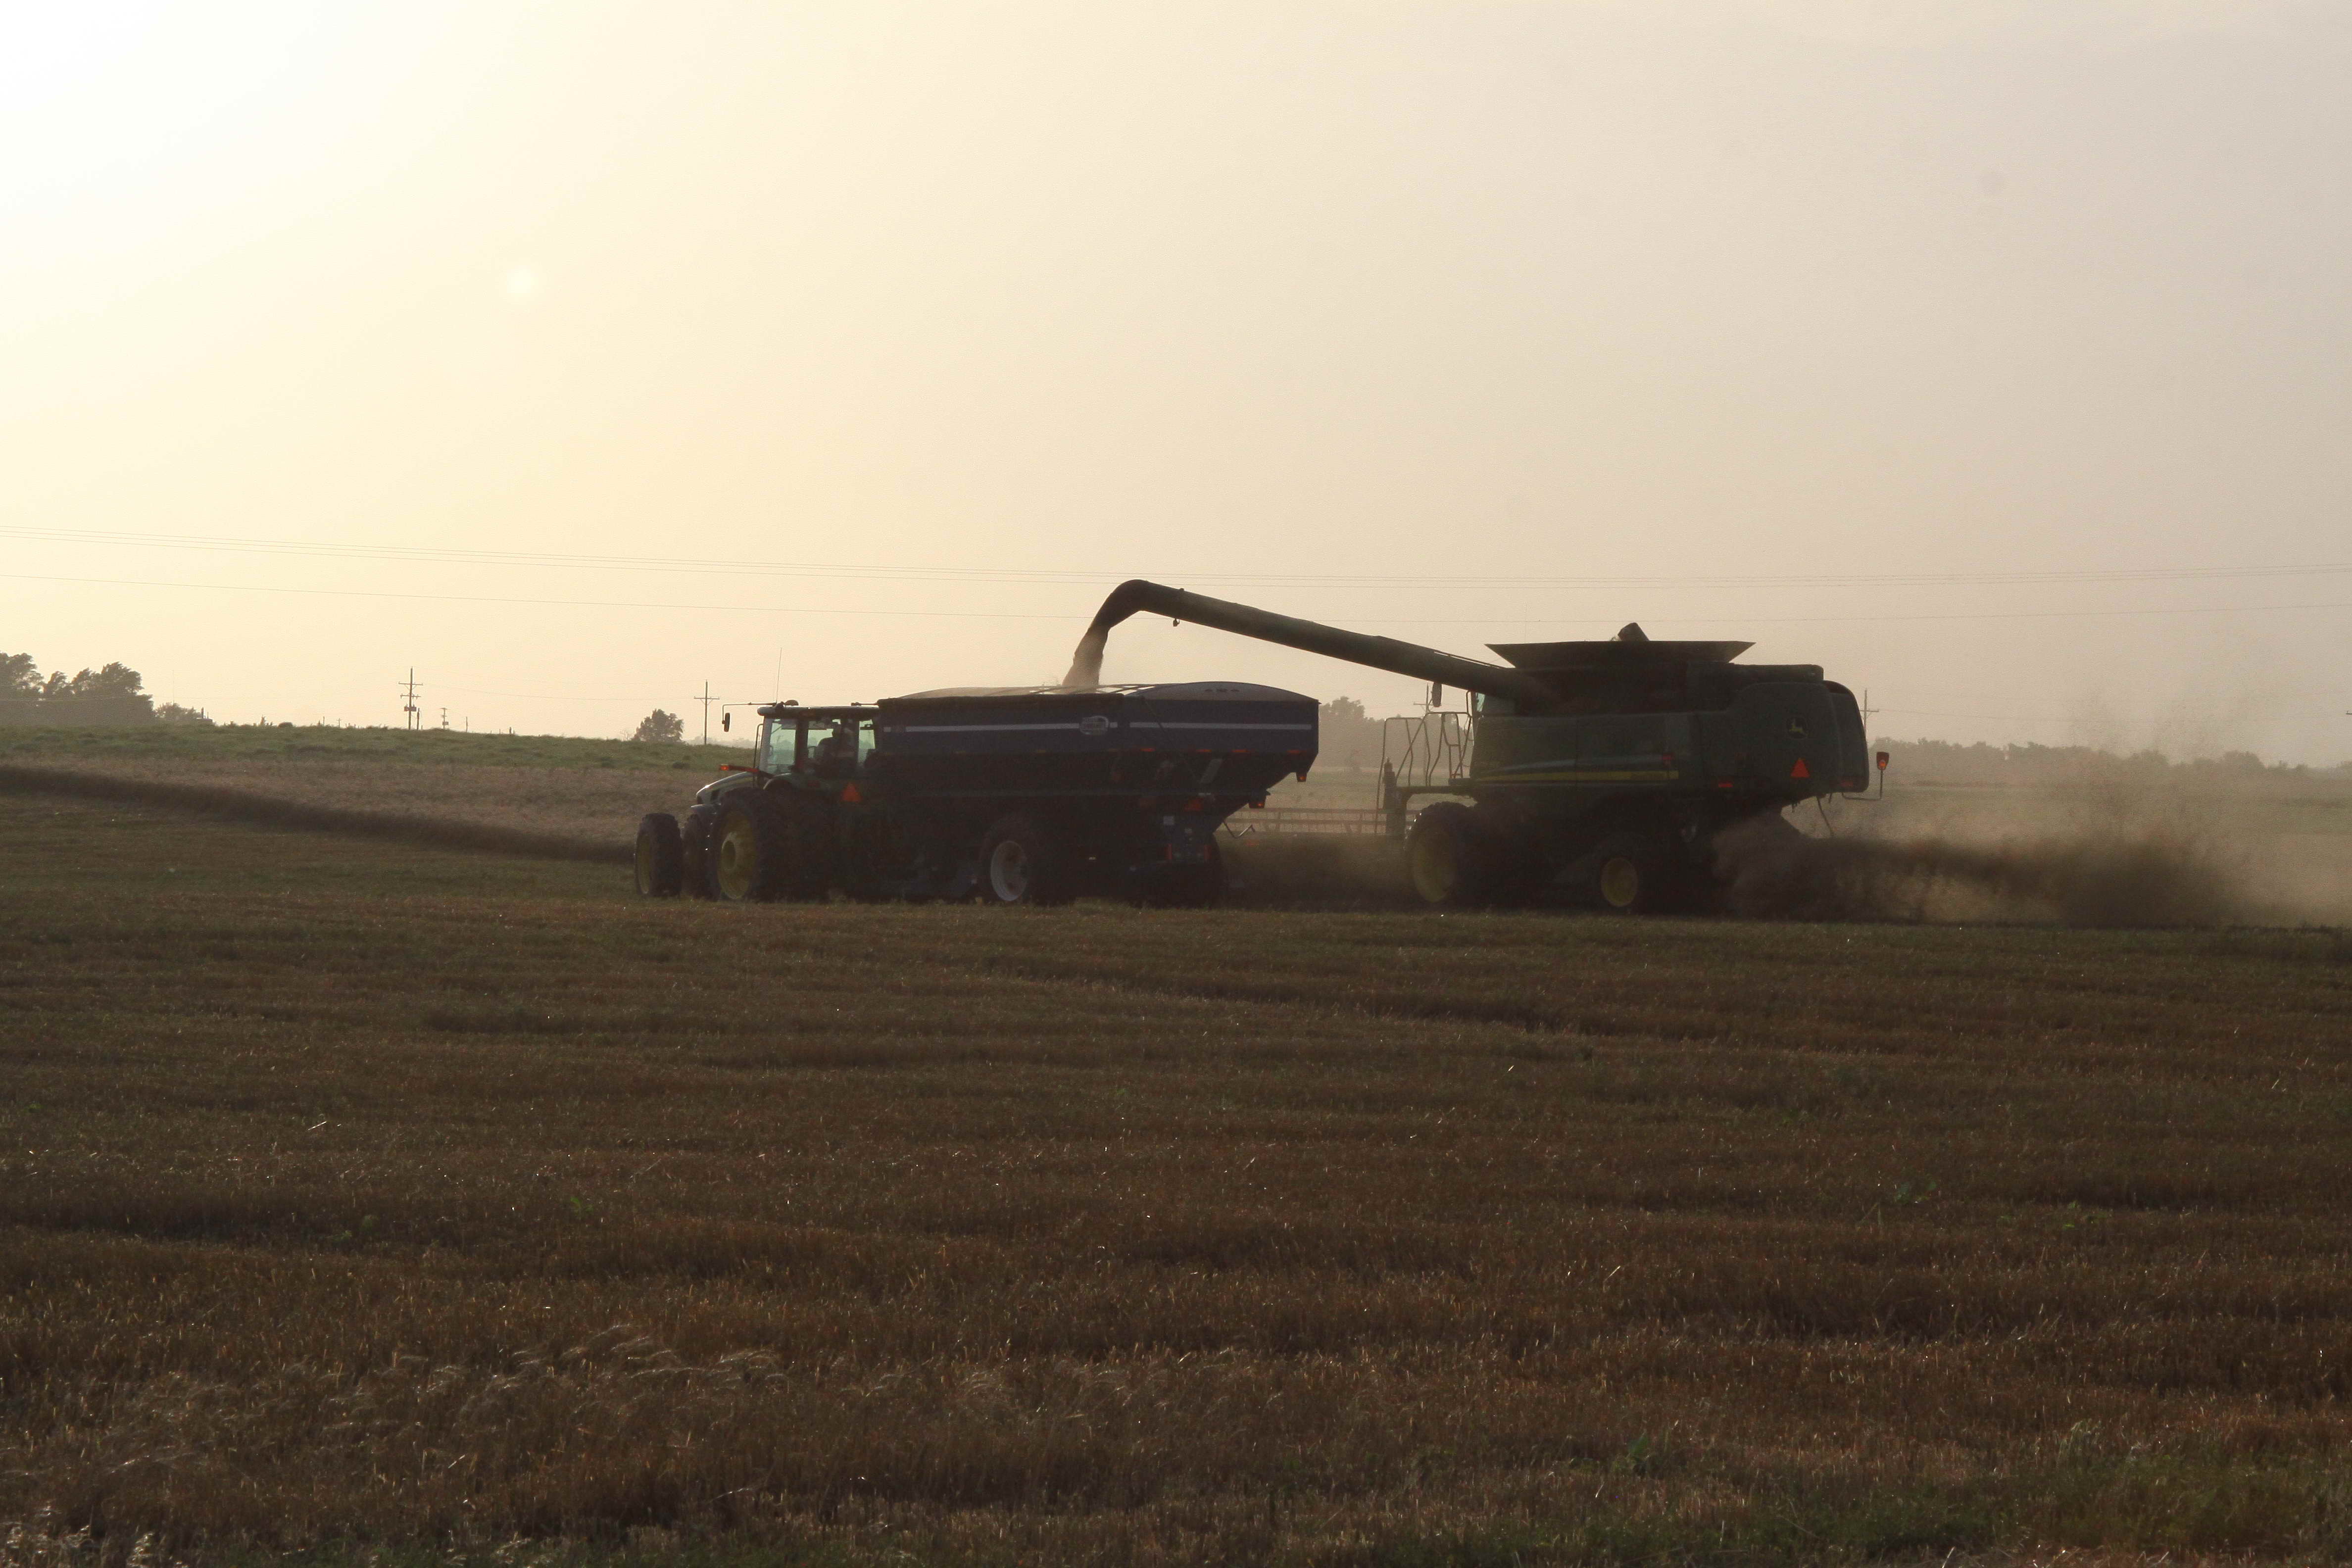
[633,681,1316,907]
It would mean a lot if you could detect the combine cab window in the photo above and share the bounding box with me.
[855,718,878,763]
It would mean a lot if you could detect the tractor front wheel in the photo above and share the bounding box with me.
[633,813,684,897]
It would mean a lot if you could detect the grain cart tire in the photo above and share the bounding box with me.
[680,805,719,899]
[1136,839,1223,909]
[978,813,1075,906]
[1408,801,1497,906]
[711,796,788,903]
[1589,831,1678,915]
[633,813,685,897]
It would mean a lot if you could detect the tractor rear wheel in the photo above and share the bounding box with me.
[633,813,684,897]
[978,813,1074,906]
[711,797,787,902]
[774,795,838,902]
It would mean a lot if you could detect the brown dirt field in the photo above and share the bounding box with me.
[3,798,2351,1565]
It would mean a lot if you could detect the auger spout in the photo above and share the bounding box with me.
[1063,580,1560,711]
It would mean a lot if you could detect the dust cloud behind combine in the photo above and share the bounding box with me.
[1716,759,2350,927]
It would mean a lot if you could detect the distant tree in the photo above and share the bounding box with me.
[1,652,38,698]
[154,702,213,725]
[632,708,685,743]
[1317,696,1386,770]
[42,662,146,700]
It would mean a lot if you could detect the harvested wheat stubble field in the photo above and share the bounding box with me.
[3,783,2352,1566]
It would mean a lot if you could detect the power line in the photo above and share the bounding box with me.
[4,569,2350,629]
[0,572,1075,619]
[6,523,2351,592]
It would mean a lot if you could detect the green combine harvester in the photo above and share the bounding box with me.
[1067,580,1875,911]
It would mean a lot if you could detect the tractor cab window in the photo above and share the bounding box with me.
[758,718,799,774]
[855,717,878,764]
[806,716,855,777]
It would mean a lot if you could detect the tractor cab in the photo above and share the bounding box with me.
[756,704,878,783]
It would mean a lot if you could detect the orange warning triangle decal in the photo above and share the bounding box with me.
[1790,758,1811,780]
[840,783,863,803]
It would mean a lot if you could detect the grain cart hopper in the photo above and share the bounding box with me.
[633,681,1317,907]
[1066,580,1870,911]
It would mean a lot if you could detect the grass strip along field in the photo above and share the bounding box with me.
[3,796,2351,1565]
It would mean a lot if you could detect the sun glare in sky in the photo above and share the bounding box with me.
[2,0,2346,760]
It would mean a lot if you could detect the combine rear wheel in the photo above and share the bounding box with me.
[1588,832,1682,915]
[633,813,684,897]
[979,814,1074,906]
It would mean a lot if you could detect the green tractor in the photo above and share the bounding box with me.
[634,681,1318,907]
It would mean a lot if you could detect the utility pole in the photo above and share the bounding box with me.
[401,669,420,731]
[440,707,449,730]
[699,681,715,745]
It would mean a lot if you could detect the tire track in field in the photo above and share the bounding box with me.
[0,764,629,865]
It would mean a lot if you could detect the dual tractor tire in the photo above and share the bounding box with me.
[631,795,837,903]
[710,794,836,902]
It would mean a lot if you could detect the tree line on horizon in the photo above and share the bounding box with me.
[1,652,207,726]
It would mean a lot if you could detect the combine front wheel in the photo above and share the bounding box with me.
[1408,802,1489,906]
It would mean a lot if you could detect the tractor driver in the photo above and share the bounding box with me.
[809,721,851,776]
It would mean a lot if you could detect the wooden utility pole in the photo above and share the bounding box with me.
[698,681,715,745]
[401,670,420,731]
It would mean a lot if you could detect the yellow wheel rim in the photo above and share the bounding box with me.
[716,818,758,900]
[1599,855,1641,910]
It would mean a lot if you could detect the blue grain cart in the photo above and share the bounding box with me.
[633,681,1317,907]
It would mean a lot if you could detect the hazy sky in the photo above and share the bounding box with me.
[5,1,2348,761]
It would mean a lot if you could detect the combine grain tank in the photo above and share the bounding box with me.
[1065,580,1871,912]
[633,681,1317,907]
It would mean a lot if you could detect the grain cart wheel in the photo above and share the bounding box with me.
[680,805,718,898]
[1408,801,1491,906]
[633,813,685,897]
[711,796,787,902]
[978,813,1074,906]
[1589,831,1675,915]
